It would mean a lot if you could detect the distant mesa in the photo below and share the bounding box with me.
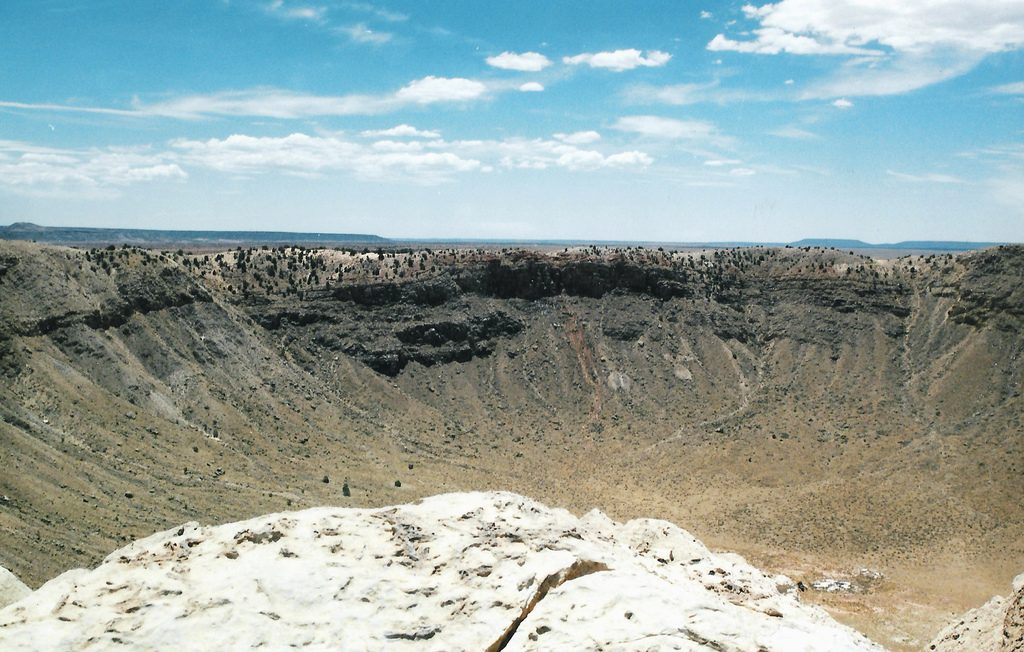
[789,238,874,249]
[0,222,388,248]
[3,222,47,232]
[789,238,1003,252]
[0,223,1004,252]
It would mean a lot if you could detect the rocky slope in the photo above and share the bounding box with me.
[0,492,883,651]
[928,573,1024,652]
[0,240,1021,649]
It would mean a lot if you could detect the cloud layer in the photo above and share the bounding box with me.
[709,0,1024,98]
[712,1,1024,56]
[485,51,552,71]
[613,116,719,141]
[0,127,656,196]
[4,77,493,120]
[173,132,652,181]
[563,49,671,72]
[0,141,186,198]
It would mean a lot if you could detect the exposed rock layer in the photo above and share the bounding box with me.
[0,241,1021,651]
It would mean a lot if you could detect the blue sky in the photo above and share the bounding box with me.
[1,0,1022,242]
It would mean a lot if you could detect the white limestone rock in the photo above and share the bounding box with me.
[929,571,1024,652]
[0,492,884,651]
[928,596,1007,652]
[0,566,30,610]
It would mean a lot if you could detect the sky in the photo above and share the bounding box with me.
[1,1,1023,242]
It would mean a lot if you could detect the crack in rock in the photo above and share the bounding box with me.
[487,559,609,652]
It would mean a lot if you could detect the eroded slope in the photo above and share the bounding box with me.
[0,241,1021,649]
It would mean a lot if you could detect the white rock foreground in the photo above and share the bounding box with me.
[928,572,1024,652]
[0,566,30,609]
[0,492,884,651]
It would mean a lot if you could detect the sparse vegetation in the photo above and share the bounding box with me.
[0,238,1019,650]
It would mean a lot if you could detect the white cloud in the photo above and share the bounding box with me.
[714,0,1024,56]
[132,90,395,119]
[450,137,652,173]
[703,158,741,166]
[729,167,756,177]
[172,132,479,184]
[626,81,770,106]
[0,122,659,198]
[394,76,487,104]
[266,1,326,22]
[700,11,713,20]
[2,122,658,195]
[172,132,653,183]
[360,124,440,138]
[518,82,545,92]
[605,151,653,167]
[628,81,718,105]
[336,23,392,44]
[95,78,488,119]
[344,2,407,22]
[287,7,324,21]
[563,49,671,72]
[370,140,426,152]
[548,149,652,171]
[173,133,356,173]
[354,152,482,180]
[0,141,186,198]
[263,1,401,45]
[768,126,818,139]
[886,169,964,184]
[962,143,1024,161]
[554,131,601,145]
[1,75,495,121]
[801,50,983,99]
[832,98,853,109]
[0,100,141,117]
[709,0,1024,97]
[485,51,551,72]
[708,30,878,56]
[992,81,1024,94]
[555,149,606,170]
[613,115,719,141]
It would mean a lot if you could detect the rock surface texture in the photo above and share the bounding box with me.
[0,492,882,651]
[0,566,29,609]
[928,573,1024,652]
